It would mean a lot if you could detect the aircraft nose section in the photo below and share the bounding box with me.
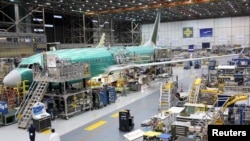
[3,69,21,87]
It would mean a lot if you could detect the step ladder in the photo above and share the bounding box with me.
[188,84,200,104]
[159,89,170,111]
[16,75,49,129]
[159,83,172,112]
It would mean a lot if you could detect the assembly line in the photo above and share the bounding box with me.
[1,50,250,141]
[1,5,250,141]
[0,62,201,141]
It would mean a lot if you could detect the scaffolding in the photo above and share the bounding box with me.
[0,58,16,81]
[16,55,92,128]
[0,87,19,110]
[159,76,178,112]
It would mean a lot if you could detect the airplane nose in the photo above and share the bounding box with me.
[3,69,21,87]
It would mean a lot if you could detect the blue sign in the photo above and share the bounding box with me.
[200,28,213,37]
[188,45,194,52]
[108,87,117,103]
[0,101,8,115]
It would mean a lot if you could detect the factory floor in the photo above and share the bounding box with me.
[0,66,199,141]
[0,56,241,141]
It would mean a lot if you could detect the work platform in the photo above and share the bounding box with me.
[33,62,91,83]
[16,59,92,129]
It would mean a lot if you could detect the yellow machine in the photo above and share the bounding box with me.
[163,81,177,91]
[194,78,202,85]
[151,117,165,132]
[200,88,223,95]
[199,87,222,104]
[212,93,249,125]
[116,76,125,88]
[188,78,203,104]
[143,131,162,141]
[86,80,102,88]
[115,75,127,94]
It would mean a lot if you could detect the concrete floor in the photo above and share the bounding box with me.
[0,66,202,141]
[0,56,238,141]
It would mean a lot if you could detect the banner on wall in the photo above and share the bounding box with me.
[200,28,213,37]
[188,45,194,52]
[183,27,193,38]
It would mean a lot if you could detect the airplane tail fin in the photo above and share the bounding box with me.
[142,12,161,47]
[140,35,145,46]
[96,33,106,47]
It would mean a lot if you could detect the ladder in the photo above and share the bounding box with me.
[159,82,172,111]
[159,88,170,111]
[16,74,49,129]
[188,84,200,104]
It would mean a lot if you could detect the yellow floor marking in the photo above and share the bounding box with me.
[111,112,119,118]
[84,120,107,131]
[41,129,52,134]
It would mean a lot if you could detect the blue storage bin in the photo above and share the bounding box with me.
[0,101,8,115]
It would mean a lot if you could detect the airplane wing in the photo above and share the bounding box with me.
[135,52,239,67]
[104,47,244,73]
[103,64,135,75]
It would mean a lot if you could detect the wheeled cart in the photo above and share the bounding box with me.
[92,86,117,109]
[33,115,51,132]
[119,109,134,132]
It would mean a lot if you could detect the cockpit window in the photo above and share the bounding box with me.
[18,64,29,68]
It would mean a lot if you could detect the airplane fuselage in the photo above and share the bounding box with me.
[3,46,155,87]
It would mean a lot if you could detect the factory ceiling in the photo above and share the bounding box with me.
[1,0,250,23]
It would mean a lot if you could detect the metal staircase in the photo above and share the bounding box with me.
[188,84,201,104]
[16,74,49,129]
[159,81,177,111]
[159,87,170,111]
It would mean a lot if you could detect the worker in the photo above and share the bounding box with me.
[47,99,55,120]
[49,128,61,141]
[27,124,36,141]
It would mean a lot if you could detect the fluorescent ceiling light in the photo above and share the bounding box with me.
[45,24,54,27]
[54,15,62,19]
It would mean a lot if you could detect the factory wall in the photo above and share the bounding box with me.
[141,16,250,49]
